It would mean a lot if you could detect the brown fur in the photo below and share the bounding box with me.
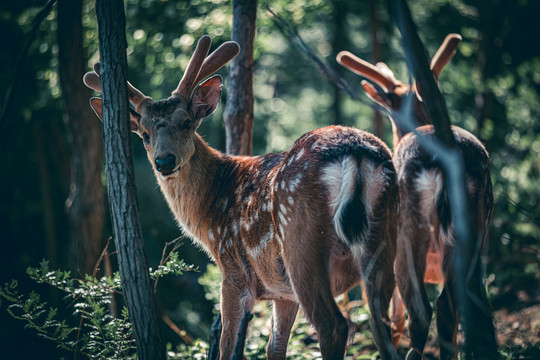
[85,37,401,360]
[338,34,498,360]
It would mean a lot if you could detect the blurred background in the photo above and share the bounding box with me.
[0,0,539,358]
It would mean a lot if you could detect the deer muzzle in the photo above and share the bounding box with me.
[154,154,177,176]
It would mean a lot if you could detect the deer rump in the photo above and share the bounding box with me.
[237,126,397,301]
[394,125,492,286]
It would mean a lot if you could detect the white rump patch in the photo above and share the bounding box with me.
[321,156,358,242]
[415,169,443,221]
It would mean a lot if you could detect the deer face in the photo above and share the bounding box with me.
[84,35,239,180]
[88,75,222,180]
[132,76,222,179]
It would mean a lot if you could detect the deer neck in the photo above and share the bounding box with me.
[154,133,226,247]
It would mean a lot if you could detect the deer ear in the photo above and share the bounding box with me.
[190,75,222,121]
[89,97,141,133]
[89,97,104,120]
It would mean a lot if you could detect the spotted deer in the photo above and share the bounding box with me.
[337,34,498,359]
[84,35,401,360]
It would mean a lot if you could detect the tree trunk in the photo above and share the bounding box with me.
[369,0,385,139]
[95,0,165,359]
[223,0,257,156]
[57,0,105,276]
[331,0,347,126]
[388,0,496,357]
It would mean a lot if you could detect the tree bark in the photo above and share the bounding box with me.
[388,0,495,357]
[95,0,165,359]
[223,0,257,156]
[330,0,346,126]
[57,0,105,276]
[369,0,385,139]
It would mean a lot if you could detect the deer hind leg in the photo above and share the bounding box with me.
[359,209,400,360]
[280,230,348,360]
[266,299,298,360]
[390,287,406,349]
[395,223,433,360]
[435,270,458,360]
[460,234,498,359]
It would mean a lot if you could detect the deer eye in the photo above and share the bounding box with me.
[143,132,150,146]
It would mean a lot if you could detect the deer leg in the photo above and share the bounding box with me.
[360,242,400,360]
[463,252,498,359]
[266,299,299,360]
[436,277,458,360]
[281,237,348,360]
[218,280,255,360]
[390,287,406,349]
[395,228,432,360]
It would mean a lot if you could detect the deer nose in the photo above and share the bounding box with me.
[154,154,176,174]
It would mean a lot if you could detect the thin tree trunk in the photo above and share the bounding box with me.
[331,0,346,126]
[223,0,257,156]
[388,0,496,357]
[57,0,105,276]
[369,0,385,139]
[95,0,165,359]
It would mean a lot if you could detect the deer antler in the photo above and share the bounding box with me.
[83,62,151,112]
[336,51,398,91]
[430,33,462,80]
[194,41,240,86]
[172,37,240,99]
[172,35,212,99]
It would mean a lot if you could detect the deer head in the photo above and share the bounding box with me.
[337,33,462,146]
[83,35,240,179]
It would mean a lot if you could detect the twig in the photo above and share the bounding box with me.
[265,6,365,104]
[160,313,194,345]
[0,0,57,132]
[153,236,182,294]
[501,192,540,227]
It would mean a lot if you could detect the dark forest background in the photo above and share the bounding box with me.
[0,0,539,358]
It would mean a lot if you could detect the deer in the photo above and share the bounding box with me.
[337,34,499,359]
[83,35,402,360]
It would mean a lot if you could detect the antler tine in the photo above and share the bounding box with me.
[83,62,151,112]
[337,51,397,91]
[173,35,212,99]
[430,33,462,80]
[194,41,241,85]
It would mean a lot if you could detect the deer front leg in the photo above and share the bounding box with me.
[219,279,255,360]
[266,299,298,360]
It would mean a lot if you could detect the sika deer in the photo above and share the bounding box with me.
[338,34,498,359]
[84,35,400,360]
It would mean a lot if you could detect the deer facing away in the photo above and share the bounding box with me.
[337,34,498,359]
[84,35,401,360]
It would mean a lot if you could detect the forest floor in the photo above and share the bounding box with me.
[408,299,540,359]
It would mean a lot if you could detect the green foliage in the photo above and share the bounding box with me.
[1,255,194,359]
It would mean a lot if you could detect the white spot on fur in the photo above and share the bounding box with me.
[222,198,228,212]
[289,173,302,192]
[295,148,305,161]
[208,229,215,242]
[287,196,294,205]
[278,224,285,240]
[278,211,287,226]
[279,203,287,215]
